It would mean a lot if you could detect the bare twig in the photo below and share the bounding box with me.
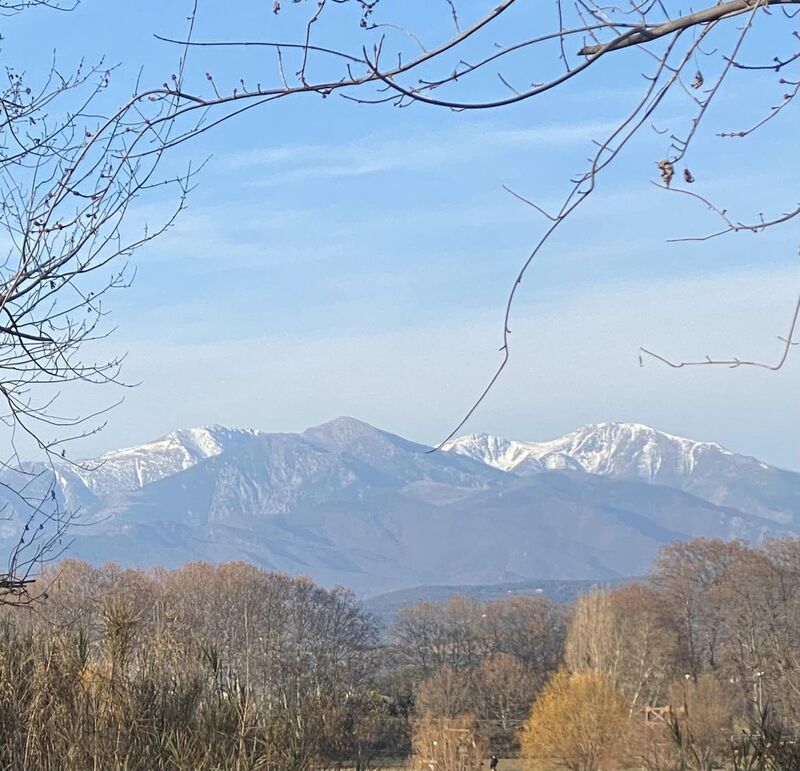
[641,293,800,370]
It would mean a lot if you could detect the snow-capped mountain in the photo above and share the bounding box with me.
[2,418,795,595]
[73,425,264,496]
[442,432,582,474]
[444,422,799,525]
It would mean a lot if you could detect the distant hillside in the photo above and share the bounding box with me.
[363,577,637,626]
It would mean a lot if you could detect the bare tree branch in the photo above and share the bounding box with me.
[641,293,800,370]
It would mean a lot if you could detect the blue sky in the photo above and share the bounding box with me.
[9,1,799,467]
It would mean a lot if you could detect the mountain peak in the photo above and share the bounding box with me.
[445,422,748,484]
[442,432,532,472]
[561,421,734,465]
[570,421,737,452]
[445,422,724,478]
[306,416,379,436]
[302,416,423,456]
[78,424,263,496]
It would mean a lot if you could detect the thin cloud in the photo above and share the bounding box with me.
[222,120,619,184]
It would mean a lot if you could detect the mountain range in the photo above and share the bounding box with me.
[3,418,797,595]
[443,423,799,526]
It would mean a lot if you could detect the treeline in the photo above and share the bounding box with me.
[527,538,800,771]
[0,538,797,770]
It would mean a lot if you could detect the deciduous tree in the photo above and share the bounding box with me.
[519,668,627,771]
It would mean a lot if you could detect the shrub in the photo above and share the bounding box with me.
[519,668,627,771]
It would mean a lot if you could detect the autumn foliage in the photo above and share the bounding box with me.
[0,538,798,770]
[519,669,627,771]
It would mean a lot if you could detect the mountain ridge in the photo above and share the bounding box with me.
[2,418,794,595]
[443,421,798,526]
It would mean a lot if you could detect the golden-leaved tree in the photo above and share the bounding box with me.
[519,669,627,771]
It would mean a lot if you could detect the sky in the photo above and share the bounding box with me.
[5,0,799,468]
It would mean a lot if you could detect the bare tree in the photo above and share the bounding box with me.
[648,538,800,731]
[566,586,677,713]
[411,713,486,771]
[0,559,384,770]
[146,0,799,445]
[0,1,201,601]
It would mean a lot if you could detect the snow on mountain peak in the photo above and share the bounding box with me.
[441,432,540,472]
[77,425,263,495]
[558,421,734,478]
[444,421,735,481]
[448,421,798,525]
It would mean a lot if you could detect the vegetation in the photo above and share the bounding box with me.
[519,669,627,771]
[0,536,797,770]
[0,561,383,771]
[411,714,486,771]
